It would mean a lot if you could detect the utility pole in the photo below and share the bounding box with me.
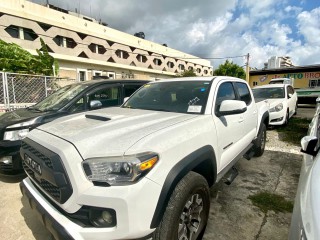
[245,53,250,83]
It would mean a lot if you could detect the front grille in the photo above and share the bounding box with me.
[21,138,73,204]
[0,162,13,171]
[21,141,53,169]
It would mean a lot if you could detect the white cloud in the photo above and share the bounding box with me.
[29,0,320,68]
[297,7,320,44]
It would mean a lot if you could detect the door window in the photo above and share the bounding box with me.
[69,97,86,113]
[124,85,143,98]
[215,82,236,113]
[88,87,120,108]
[234,82,252,105]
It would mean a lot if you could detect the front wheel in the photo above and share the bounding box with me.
[153,172,210,240]
[253,123,266,157]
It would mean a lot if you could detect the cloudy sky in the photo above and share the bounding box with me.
[31,0,320,69]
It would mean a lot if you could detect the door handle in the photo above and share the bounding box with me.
[238,117,244,123]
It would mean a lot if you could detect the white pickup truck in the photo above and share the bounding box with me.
[20,76,269,240]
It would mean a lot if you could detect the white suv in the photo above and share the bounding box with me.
[252,84,298,125]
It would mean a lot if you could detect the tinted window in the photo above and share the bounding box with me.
[88,87,120,108]
[252,87,285,100]
[216,82,236,106]
[234,82,252,105]
[124,85,142,97]
[287,86,295,95]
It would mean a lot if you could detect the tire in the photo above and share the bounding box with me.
[153,172,210,240]
[294,104,298,115]
[284,110,289,125]
[253,123,266,157]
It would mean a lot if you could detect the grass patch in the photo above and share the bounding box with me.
[248,191,293,213]
[275,117,310,146]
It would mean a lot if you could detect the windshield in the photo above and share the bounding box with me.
[252,87,285,100]
[31,83,89,111]
[122,81,211,114]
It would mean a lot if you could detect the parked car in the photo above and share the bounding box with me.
[20,76,269,240]
[0,79,148,174]
[252,83,298,125]
[289,98,320,240]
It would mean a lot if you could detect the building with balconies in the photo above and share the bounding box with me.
[0,0,213,81]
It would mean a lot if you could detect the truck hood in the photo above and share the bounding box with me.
[0,108,45,130]
[37,107,198,159]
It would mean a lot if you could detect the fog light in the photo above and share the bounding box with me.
[0,156,13,164]
[89,207,117,227]
[102,211,113,224]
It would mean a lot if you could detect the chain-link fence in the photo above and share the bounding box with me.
[0,72,76,112]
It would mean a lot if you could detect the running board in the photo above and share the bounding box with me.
[243,150,255,160]
[224,167,239,185]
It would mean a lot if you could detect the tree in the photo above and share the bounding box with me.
[176,69,197,77]
[214,60,246,79]
[134,32,145,39]
[0,38,58,75]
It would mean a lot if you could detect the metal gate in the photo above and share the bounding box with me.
[0,72,76,112]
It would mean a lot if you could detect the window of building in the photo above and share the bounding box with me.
[77,69,87,81]
[115,50,129,59]
[167,61,174,68]
[53,35,77,48]
[178,64,185,71]
[153,58,162,66]
[89,43,106,54]
[5,25,19,38]
[309,79,320,88]
[136,54,147,63]
[5,25,38,41]
[253,81,258,86]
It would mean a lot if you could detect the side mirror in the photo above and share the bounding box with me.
[301,136,319,156]
[218,100,247,116]
[90,100,102,110]
[288,93,293,98]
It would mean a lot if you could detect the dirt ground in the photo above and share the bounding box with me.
[1,105,314,240]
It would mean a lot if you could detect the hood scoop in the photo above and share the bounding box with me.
[85,114,111,121]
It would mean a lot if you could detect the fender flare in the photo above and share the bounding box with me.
[259,111,269,132]
[150,145,216,228]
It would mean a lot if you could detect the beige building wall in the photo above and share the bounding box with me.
[0,0,213,81]
[249,69,320,89]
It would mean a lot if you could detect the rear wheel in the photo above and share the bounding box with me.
[253,123,266,157]
[153,172,210,240]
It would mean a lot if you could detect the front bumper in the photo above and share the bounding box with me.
[269,110,286,125]
[21,176,159,240]
[20,180,73,240]
[0,140,23,173]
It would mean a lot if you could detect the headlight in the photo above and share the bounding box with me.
[82,152,159,186]
[270,103,283,112]
[4,119,37,141]
[4,129,29,141]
